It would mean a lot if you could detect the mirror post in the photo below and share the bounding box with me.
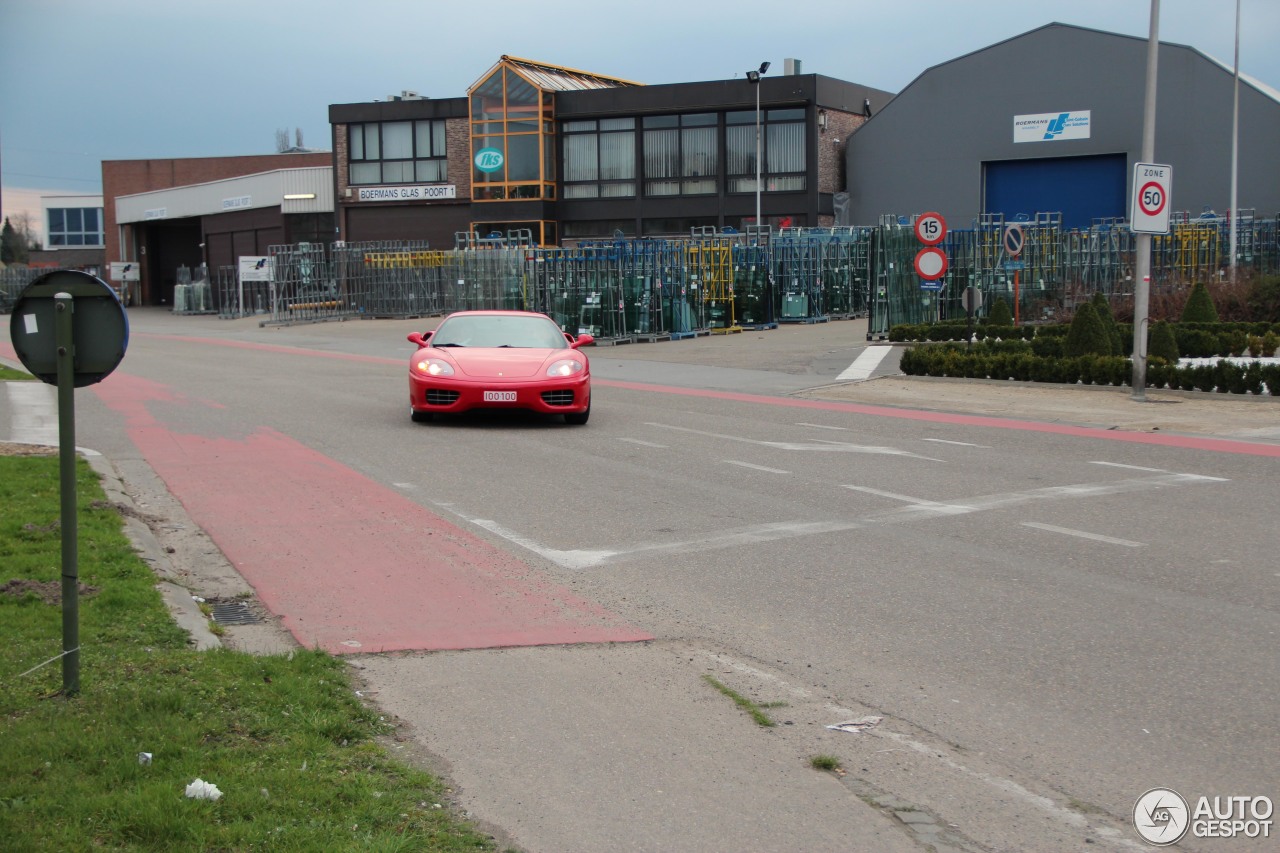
[55,293,80,696]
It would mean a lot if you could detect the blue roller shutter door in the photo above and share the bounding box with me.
[984,153,1126,229]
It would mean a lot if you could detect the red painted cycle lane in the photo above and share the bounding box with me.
[91,372,653,655]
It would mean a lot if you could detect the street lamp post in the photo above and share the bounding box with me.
[746,61,770,233]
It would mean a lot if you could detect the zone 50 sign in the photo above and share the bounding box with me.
[1131,162,1172,235]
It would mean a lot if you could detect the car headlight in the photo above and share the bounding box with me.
[547,358,584,377]
[415,358,454,376]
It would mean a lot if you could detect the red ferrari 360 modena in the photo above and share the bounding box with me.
[407,310,593,424]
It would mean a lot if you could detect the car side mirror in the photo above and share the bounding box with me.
[407,331,431,347]
[572,334,595,348]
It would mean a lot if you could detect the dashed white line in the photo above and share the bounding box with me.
[922,438,991,448]
[1021,522,1145,547]
[619,437,669,448]
[796,422,849,431]
[842,484,971,510]
[646,422,939,460]
[722,460,790,474]
[1089,461,1169,472]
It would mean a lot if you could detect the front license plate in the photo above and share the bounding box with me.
[483,390,517,402]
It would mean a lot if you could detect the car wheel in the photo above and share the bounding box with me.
[564,402,590,425]
[410,408,433,423]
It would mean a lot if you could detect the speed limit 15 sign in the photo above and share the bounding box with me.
[1131,162,1172,235]
[914,211,947,245]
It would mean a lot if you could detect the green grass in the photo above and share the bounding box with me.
[809,755,842,772]
[702,674,777,727]
[0,364,35,380]
[0,454,497,851]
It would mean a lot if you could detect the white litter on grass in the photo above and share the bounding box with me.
[137,752,152,766]
[826,715,883,734]
[184,778,223,801]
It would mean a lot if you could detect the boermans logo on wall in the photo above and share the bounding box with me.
[356,185,457,202]
[1013,110,1091,143]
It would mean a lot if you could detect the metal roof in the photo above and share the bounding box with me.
[470,56,644,93]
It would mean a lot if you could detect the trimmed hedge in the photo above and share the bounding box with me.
[890,320,1280,359]
[899,343,1280,395]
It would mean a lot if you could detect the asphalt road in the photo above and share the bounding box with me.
[3,309,1277,852]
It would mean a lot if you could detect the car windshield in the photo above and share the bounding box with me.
[431,315,568,349]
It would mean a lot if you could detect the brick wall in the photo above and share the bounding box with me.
[817,111,868,196]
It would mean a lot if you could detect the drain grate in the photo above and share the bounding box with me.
[209,599,263,626]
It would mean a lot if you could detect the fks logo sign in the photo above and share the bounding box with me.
[474,147,504,173]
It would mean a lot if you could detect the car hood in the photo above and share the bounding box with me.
[426,347,573,379]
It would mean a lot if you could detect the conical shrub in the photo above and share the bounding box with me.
[1064,302,1112,357]
[987,297,1013,326]
[1181,282,1220,323]
[1090,292,1123,355]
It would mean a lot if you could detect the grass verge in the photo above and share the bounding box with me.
[0,451,497,851]
[0,364,35,381]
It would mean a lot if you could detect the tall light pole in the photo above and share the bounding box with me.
[746,61,770,232]
[1228,0,1241,282]
[1132,0,1160,401]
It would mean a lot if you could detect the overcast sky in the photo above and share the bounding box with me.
[2,0,1277,233]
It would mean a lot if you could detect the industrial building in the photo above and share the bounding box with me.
[843,23,1280,230]
[328,55,891,248]
[104,151,331,305]
[89,23,1280,307]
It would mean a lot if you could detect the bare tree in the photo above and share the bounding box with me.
[8,210,41,250]
[275,128,290,153]
[295,127,304,150]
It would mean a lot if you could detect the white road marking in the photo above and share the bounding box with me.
[7,382,58,444]
[464,517,619,571]
[723,460,790,474]
[835,345,893,382]
[435,470,1223,571]
[1020,522,1145,547]
[646,422,939,460]
[393,483,418,489]
[796,422,848,431]
[842,484,973,511]
[1089,461,1169,472]
[618,437,668,448]
[922,438,991,448]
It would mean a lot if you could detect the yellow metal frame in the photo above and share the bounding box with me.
[686,240,741,333]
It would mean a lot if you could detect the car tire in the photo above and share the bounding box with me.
[410,408,433,423]
[564,402,590,425]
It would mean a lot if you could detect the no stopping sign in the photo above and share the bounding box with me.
[914,247,948,281]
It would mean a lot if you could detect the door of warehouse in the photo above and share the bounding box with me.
[983,153,1126,230]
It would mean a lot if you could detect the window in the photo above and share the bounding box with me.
[562,118,636,199]
[47,207,104,247]
[348,120,447,185]
[726,108,806,194]
[469,65,556,202]
[643,113,717,197]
